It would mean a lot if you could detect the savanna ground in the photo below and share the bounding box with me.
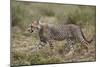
[11,0,96,66]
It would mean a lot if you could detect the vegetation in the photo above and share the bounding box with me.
[11,0,96,66]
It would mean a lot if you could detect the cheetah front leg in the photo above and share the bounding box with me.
[36,40,47,49]
[48,40,54,49]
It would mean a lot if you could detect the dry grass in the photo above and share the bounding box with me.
[11,0,96,66]
[11,26,96,66]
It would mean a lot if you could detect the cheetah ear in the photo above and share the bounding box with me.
[39,20,47,25]
[38,20,42,25]
[37,16,41,24]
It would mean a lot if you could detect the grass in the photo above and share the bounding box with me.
[11,0,96,66]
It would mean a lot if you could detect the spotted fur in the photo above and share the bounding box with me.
[28,20,93,53]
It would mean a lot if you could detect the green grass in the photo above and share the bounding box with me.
[11,0,96,66]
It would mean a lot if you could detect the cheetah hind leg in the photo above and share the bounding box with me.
[65,40,75,57]
[80,40,89,55]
